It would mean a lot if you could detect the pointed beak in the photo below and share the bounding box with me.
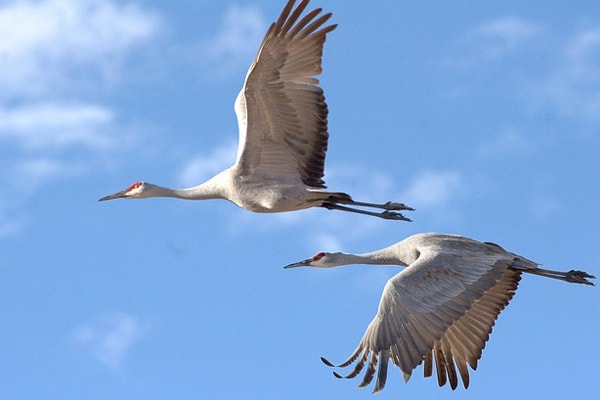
[98,189,129,202]
[283,258,312,269]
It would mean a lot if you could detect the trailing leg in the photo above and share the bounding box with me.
[321,202,412,221]
[524,267,595,286]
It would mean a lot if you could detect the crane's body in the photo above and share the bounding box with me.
[111,170,361,213]
[284,233,595,392]
[99,0,413,221]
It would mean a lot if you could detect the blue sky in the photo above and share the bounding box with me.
[1,0,599,398]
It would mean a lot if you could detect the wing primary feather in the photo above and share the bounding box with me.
[336,344,364,368]
[358,352,379,387]
[280,0,310,34]
[373,351,390,393]
[443,329,472,388]
[399,323,427,369]
[344,348,369,379]
[440,338,459,390]
[289,8,323,35]
[394,340,415,379]
[424,350,433,378]
[320,356,335,367]
[297,13,334,38]
[433,342,447,387]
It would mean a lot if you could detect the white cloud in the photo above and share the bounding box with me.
[0,102,114,149]
[445,16,541,68]
[200,4,266,77]
[178,141,237,186]
[567,27,600,59]
[10,157,86,191]
[535,27,600,124]
[308,232,345,252]
[73,313,142,371]
[475,16,541,49]
[0,0,162,195]
[401,170,463,209]
[0,0,162,97]
[475,17,541,57]
[477,129,530,158]
[446,19,600,127]
[324,163,397,202]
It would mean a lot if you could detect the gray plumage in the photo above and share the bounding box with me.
[98,0,413,221]
[284,233,595,392]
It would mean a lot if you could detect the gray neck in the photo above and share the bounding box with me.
[334,249,405,267]
[147,173,227,201]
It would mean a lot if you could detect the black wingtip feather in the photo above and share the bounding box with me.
[320,356,335,367]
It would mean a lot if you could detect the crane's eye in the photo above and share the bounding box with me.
[128,181,143,191]
[313,252,326,260]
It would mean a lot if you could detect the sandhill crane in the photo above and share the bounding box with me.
[99,0,413,221]
[284,233,595,392]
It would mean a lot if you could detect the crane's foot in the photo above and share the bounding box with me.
[566,270,596,285]
[380,210,412,221]
[383,201,415,211]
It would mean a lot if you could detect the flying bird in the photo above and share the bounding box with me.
[99,0,413,221]
[284,233,595,392]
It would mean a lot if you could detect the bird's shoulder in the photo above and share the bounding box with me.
[383,235,513,313]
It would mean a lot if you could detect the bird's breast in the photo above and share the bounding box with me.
[231,182,313,213]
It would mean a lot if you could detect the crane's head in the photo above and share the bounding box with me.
[284,252,342,269]
[99,181,152,201]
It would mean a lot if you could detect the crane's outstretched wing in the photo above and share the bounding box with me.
[323,248,522,393]
[234,0,336,188]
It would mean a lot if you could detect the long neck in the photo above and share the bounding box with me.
[148,173,228,201]
[335,248,406,267]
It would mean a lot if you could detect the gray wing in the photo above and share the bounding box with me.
[326,249,522,393]
[233,0,336,188]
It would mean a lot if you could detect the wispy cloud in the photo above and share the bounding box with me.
[445,16,541,68]
[307,232,346,252]
[177,141,237,186]
[10,157,86,191]
[0,103,114,149]
[401,170,464,209]
[0,0,163,203]
[475,17,542,58]
[0,0,162,98]
[199,4,266,77]
[530,194,560,220]
[534,27,600,124]
[73,313,143,371]
[325,163,397,203]
[477,129,531,158]
[447,17,600,127]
